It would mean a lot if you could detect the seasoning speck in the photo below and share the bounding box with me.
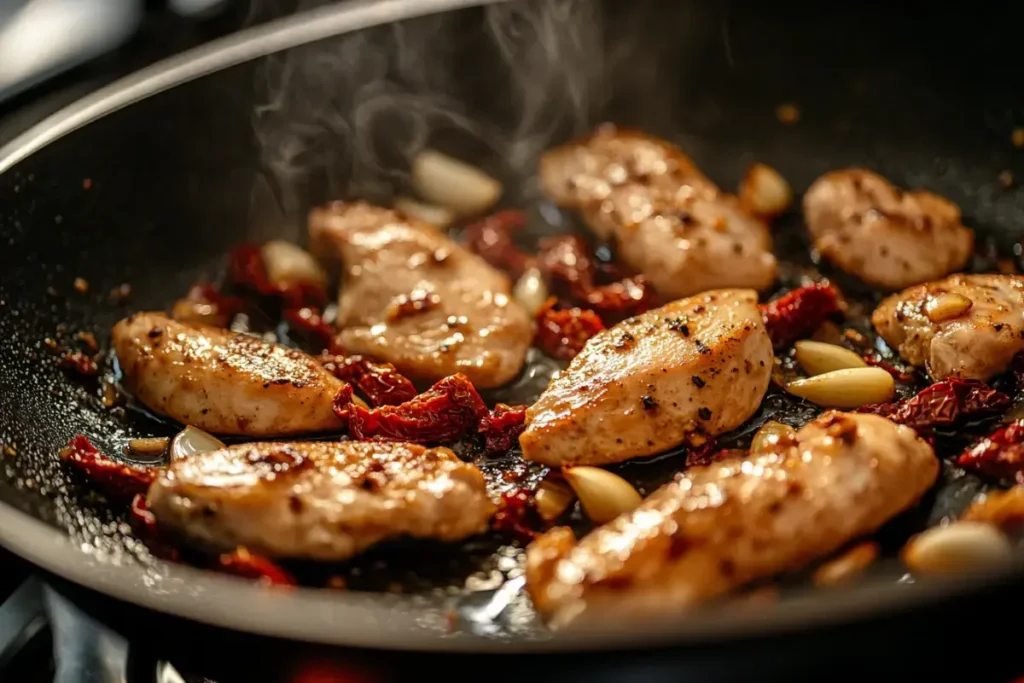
[641,395,658,411]
[692,375,706,388]
[698,407,712,420]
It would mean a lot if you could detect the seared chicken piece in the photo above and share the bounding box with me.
[147,440,495,560]
[526,412,937,628]
[520,289,772,466]
[539,125,777,298]
[872,274,1024,381]
[113,312,350,436]
[803,168,973,290]
[309,201,532,389]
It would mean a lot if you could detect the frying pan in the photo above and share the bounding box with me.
[2,0,1024,663]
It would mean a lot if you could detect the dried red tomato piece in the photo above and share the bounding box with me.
[478,403,528,452]
[228,243,327,309]
[760,283,841,349]
[284,306,335,351]
[332,384,355,423]
[491,488,540,541]
[864,355,916,383]
[320,354,417,407]
[682,437,721,468]
[462,210,531,278]
[344,374,488,443]
[218,547,296,586]
[58,351,99,377]
[584,276,658,323]
[129,493,181,561]
[537,234,596,298]
[536,235,656,323]
[60,435,157,501]
[859,379,1011,432]
[535,298,605,361]
[957,419,1024,484]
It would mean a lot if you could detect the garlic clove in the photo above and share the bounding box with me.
[785,367,895,409]
[738,163,793,218]
[394,196,455,229]
[902,522,1013,576]
[750,420,797,455]
[170,426,226,462]
[794,340,867,376]
[127,437,170,460]
[924,292,973,323]
[563,466,642,524]
[812,542,879,586]
[513,267,550,316]
[411,149,502,217]
[534,477,575,522]
[260,240,327,291]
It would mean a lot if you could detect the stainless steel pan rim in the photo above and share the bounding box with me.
[0,0,1020,652]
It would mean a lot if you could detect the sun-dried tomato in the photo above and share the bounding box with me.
[478,403,528,452]
[536,235,656,322]
[537,234,596,298]
[584,276,658,323]
[343,374,488,443]
[218,547,296,587]
[491,488,540,541]
[228,243,327,310]
[462,210,531,278]
[58,351,99,377]
[535,298,605,361]
[760,283,841,349]
[284,306,335,351]
[957,419,1024,484]
[864,355,916,383]
[129,493,181,561]
[682,437,721,468]
[60,435,157,501]
[320,354,417,407]
[859,379,1011,433]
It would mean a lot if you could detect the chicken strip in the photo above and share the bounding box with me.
[872,273,1024,381]
[803,168,973,290]
[526,412,937,629]
[309,201,531,389]
[520,289,772,466]
[539,125,777,298]
[147,440,495,560]
[113,312,350,436]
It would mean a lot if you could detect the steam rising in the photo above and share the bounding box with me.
[250,0,715,236]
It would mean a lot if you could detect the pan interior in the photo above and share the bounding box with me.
[1,0,1024,647]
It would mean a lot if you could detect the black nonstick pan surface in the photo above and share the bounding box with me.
[2,0,1024,657]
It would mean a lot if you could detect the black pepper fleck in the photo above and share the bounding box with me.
[641,395,658,411]
[698,407,712,420]
[692,375,705,388]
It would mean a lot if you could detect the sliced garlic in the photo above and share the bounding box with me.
[411,149,502,217]
[750,420,797,455]
[394,196,455,229]
[785,367,894,409]
[924,292,973,323]
[902,522,1012,576]
[739,163,793,218]
[812,542,879,586]
[563,466,642,524]
[170,426,226,462]
[794,340,867,376]
[260,240,327,291]
[513,267,550,316]
[127,437,169,459]
[534,477,575,522]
